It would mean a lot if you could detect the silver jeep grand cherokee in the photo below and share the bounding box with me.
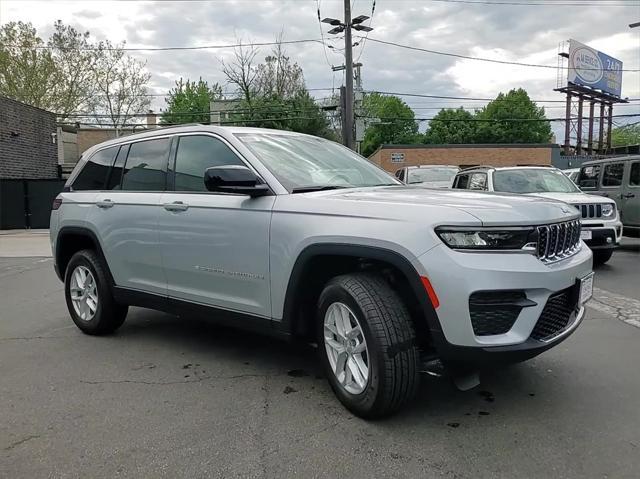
[50,126,593,418]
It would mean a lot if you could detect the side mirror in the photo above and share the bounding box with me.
[204,165,270,197]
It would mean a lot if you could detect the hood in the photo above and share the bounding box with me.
[411,180,452,189]
[312,186,580,226]
[527,192,615,205]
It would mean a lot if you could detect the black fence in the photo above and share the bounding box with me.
[0,179,66,229]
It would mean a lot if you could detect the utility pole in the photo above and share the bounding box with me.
[343,0,354,150]
[321,5,373,150]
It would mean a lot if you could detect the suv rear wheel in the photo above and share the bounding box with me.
[64,249,128,335]
[317,272,420,418]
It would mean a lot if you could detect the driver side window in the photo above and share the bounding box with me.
[173,135,245,192]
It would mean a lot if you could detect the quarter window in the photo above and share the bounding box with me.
[105,145,129,190]
[454,174,469,189]
[602,163,624,187]
[72,146,119,190]
[630,162,640,187]
[121,138,170,191]
[174,135,245,192]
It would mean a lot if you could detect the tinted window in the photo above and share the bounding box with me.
[602,162,624,187]
[105,145,128,190]
[454,174,469,189]
[72,147,118,190]
[121,138,170,191]
[630,162,640,187]
[578,165,601,189]
[174,135,245,192]
[469,173,487,190]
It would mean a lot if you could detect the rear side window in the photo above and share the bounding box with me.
[173,135,245,192]
[121,138,170,191]
[602,162,624,187]
[577,165,600,189]
[105,145,128,190]
[453,174,469,189]
[630,162,640,187]
[72,146,119,190]
[469,173,487,190]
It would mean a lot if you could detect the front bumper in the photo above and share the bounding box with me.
[413,243,592,363]
[582,224,622,250]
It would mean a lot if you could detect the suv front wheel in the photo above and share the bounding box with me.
[317,272,420,418]
[64,249,128,335]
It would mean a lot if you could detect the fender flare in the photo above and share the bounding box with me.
[281,243,442,337]
[55,226,113,284]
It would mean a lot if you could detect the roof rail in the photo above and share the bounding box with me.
[459,165,494,171]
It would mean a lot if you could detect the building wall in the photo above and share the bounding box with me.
[0,96,58,179]
[76,128,137,156]
[369,144,557,173]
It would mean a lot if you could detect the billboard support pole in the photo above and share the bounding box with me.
[587,101,595,155]
[576,95,584,155]
[563,92,572,155]
[606,103,613,153]
[598,102,606,154]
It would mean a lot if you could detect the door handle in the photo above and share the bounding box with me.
[621,193,635,199]
[163,201,189,212]
[96,199,114,209]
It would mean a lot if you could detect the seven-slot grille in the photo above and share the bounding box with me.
[575,203,602,219]
[536,219,581,263]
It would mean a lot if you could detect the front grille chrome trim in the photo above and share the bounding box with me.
[536,219,581,264]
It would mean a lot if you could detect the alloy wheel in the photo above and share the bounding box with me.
[69,265,98,321]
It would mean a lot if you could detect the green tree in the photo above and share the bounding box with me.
[611,123,640,147]
[361,93,419,157]
[474,88,551,143]
[161,78,223,125]
[424,108,478,144]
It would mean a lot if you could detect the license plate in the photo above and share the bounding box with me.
[579,273,594,305]
[580,230,592,240]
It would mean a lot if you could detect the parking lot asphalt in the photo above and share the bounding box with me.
[1,240,639,478]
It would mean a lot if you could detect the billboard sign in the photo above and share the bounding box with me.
[567,40,623,97]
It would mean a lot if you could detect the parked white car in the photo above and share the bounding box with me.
[453,166,622,264]
[394,165,460,188]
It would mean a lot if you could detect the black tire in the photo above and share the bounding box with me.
[593,249,613,266]
[64,249,128,335]
[317,272,420,418]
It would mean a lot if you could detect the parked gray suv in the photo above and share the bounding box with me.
[51,126,593,417]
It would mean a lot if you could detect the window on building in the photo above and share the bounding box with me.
[173,135,245,192]
[72,146,119,190]
[602,163,624,187]
[121,138,170,191]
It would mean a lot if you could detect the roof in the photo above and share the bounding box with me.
[81,124,306,157]
[376,143,558,150]
[459,165,559,173]
[580,155,640,166]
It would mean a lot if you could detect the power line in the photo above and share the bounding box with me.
[0,38,323,52]
[429,0,639,6]
[355,0,376,62]
[367,90,640,103]
[358,113,640,122]
[317,0,335,68]
[363,37,640,72]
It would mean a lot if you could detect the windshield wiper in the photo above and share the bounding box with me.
[291,185,349,194]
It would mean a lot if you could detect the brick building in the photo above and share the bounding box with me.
[368,144,561,173]
[0,96,58,179]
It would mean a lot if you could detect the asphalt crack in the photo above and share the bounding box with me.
[590,287,640,329]
[4,435,40,451]
[79,372,273,386]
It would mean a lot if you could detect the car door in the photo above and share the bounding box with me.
[89,137,171,296]
[158,133,275,318]
[621,159,640,229]
[599,161,625,208]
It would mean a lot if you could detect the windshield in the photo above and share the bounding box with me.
[408,167,459,184]
[493,168,580,194]
[236,133,399,192]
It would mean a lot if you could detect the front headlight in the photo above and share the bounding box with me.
[601,203,615,218]
[436,227,536,250]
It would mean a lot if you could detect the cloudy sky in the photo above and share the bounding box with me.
[1,0,639,135]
